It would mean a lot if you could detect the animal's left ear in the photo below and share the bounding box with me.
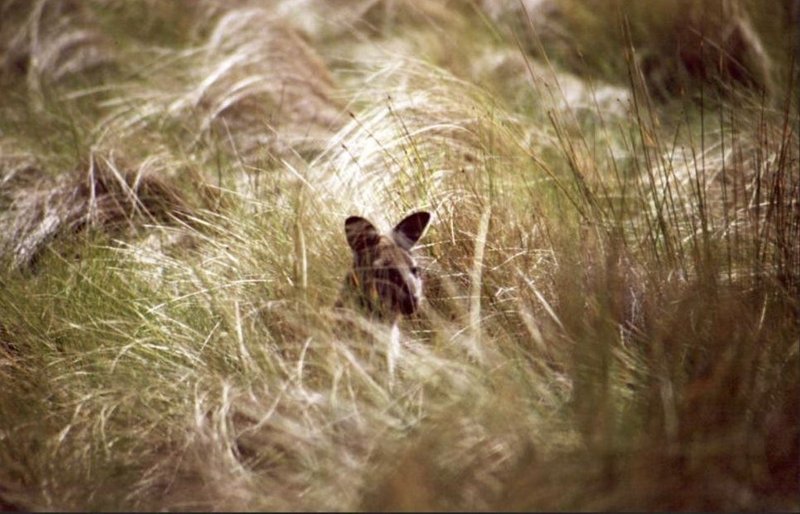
[345,216,380,251]
[392,211,431,250]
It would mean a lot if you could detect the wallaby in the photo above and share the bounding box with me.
[336,211,431,322]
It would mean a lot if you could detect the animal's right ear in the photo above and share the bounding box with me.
[392,211,431,250]
[345,216,380,251]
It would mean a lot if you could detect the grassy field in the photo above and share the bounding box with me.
[0,0,798,510]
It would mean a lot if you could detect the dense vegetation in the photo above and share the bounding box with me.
[1,0,798,510]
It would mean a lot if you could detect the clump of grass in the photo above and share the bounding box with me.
[97,5,345,166]
[489,0,780,101]
[0,1,798,511]
[0,0,117,92]
[1,152,194,269]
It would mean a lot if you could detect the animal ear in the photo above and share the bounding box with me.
[345,216,380,251]
[392,211,431,250]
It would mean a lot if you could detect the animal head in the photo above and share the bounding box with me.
[341,211,431,320]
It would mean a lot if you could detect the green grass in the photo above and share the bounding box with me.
[0,0,798,511]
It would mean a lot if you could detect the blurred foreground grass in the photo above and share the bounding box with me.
[0,0,798,510]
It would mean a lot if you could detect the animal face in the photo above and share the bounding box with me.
[340,212,431,320]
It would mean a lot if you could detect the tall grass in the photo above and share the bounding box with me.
[0,0,797,510]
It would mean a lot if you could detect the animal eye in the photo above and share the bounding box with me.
[410,266,421,276]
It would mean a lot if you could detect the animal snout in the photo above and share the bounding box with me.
[399,292,420,315]
[378,278,419,315]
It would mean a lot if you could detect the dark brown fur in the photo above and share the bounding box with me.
[336,212,431,321]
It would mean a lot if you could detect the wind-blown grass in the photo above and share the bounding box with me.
[0,0,797,511]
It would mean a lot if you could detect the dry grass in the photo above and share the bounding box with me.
[0,0,797,511]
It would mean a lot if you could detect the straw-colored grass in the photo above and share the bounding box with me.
[0,0,797,510]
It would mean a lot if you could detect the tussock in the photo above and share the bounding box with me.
[272,0,467,40]
[99,7,345,164]
[487,0,777,100]
[0,0,115,92]
[470,46,631,117]
[0,1,797,511]
[0,153,191,268]
[307,59,536,224]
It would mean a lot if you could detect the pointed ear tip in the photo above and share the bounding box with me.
[395,211,431,233]
[414,211,431,226]
[345,216,372,230]
[404,211,430,221]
